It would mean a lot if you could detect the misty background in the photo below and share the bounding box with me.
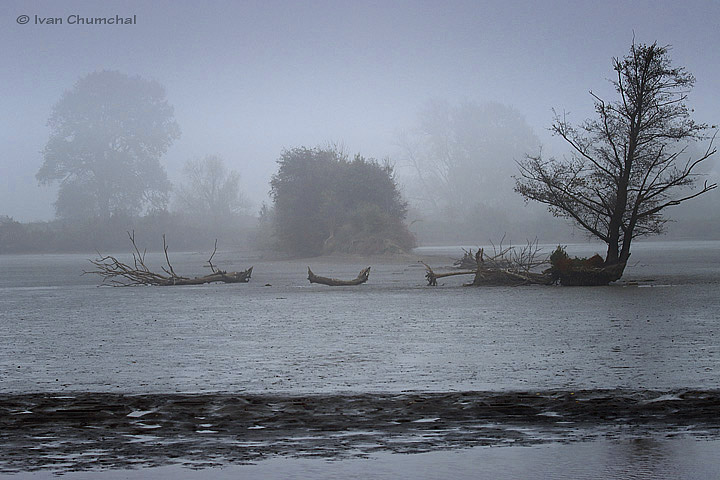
[2,0,719,249]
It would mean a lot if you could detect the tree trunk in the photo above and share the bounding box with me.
[160,268,253,285]
[605,242,620,266]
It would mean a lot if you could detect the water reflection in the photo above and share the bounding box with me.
[8,438,716,479]
[595,437,675,479]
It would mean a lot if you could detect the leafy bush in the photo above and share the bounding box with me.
[269,147,415,256]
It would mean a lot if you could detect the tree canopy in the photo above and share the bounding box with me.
[269,147,414,256]
[516,41,717,278]
[36,70,180,219]
[401,101,540,213]
[399,100,543,240]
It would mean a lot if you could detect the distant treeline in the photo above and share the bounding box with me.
[2,207,717,255]
[0,213,257,254]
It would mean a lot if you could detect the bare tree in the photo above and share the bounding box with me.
[516,41,717,280]
[176,155,248,230]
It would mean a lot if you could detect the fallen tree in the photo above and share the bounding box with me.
[86,232,252,286]
[423,240,553,286]
[424,242,626,287]
[307,266,371,286]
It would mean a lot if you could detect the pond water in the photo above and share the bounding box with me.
[1,240,719,477]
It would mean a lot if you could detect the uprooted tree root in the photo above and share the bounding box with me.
[307,266,371,286]
[85,232,252,286]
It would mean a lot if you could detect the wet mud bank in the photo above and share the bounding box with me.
[2,389,719,473]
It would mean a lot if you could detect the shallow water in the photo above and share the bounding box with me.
[1,240,719,477]
[1,241,719,394]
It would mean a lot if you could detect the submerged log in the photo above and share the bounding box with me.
[307,266,370,286]
[85,232,252,286]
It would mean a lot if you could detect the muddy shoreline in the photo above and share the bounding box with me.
[2,389,719,473]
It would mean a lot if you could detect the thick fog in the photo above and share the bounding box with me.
[2,0,718,242]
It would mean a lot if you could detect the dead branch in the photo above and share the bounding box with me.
[206,239,218,273]
[421,261,475,286]
[307,267,371,286]
[84,232,252,286]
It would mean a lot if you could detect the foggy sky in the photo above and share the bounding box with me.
[2,0,719,222]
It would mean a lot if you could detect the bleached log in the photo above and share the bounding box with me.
[307,266,370,286]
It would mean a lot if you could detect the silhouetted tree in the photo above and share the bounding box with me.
[516,41,717,280]
[269,147,414,256]
[36,70,180,219]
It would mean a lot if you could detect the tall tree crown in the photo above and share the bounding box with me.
[37,70,180,219]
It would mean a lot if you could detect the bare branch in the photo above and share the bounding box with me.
[85,235,252,286]
[207,239,219,274]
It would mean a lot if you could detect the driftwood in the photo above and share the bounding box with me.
[307,266,370,286]
[85,232,252,286]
